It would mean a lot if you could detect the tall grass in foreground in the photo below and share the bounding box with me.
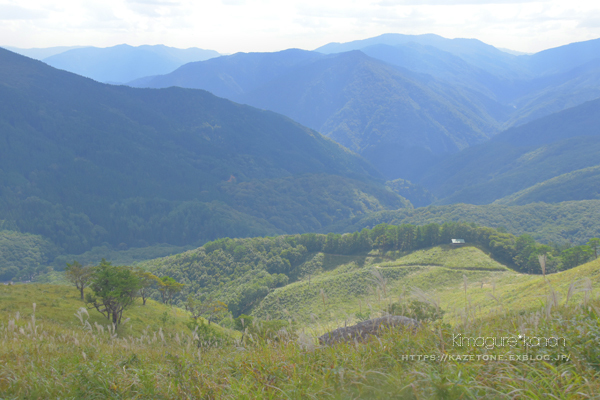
[2,284,600,399]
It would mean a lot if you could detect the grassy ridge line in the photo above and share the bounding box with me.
[253,246,512,329]
[385,245,509,271]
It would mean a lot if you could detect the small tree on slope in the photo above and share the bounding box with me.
[85,259,141,325]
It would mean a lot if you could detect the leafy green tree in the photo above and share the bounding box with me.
[561,246,594,270]
[185,294,228,325]
[587,238,600,259]
[158,276,184,305]
[85,259,141,325]
[132,268,159,305]
[65,261,94,300]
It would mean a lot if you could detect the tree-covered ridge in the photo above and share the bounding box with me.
[0,47,410,256]
[329,200,600,246]
[139,221,598,317]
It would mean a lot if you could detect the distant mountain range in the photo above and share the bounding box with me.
[129,48,504,180]
[0,47,409,255]
[128,34,600,183]
[3,32,600,261]
[3,44,221,84]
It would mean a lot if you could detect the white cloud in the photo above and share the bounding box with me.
[0,0,598,54]
[378,0,549,5]
[221,0,246,5]
[0,4,47,20]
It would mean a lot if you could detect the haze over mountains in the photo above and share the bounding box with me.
[129,47,505,180]
[128,34,600,185]
[3,44,221,84]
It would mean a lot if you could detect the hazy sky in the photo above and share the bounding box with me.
[1,0,599,54]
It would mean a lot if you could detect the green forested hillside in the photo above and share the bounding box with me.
[0,47,409,261]
[385,178,437,207]
[330,201,600,245]
[131,36,600,185]
[0,231,57,281]
[418,97,600,204]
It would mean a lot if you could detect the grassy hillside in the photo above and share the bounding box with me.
[2,257,600,398]
[0,284,194,337]
[252,245,510,327]
[253,246,600,332]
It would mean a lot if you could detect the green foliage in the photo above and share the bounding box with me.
[188,318,232,347]
[0,230,57,281]
[85,259,142,325]
[64,261,95,300]
[185,294,228,324]
[233,314,293,341]
[588,238,600,259]
[332,200,600,246]
[561,245,594,270]
[139,222,556,318]
[132,268,159,305]
[157,276,184,305]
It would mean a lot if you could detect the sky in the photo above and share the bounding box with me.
[1,0,599,54]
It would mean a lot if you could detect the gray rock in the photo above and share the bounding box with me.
[318,315,420,345]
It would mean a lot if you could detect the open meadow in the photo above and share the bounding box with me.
[2,247,600,399]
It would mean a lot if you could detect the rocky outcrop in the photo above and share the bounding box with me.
[318,315,420,345]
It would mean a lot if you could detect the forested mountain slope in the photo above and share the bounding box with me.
[317,35,600,129]
[416,97,600,204]
[130,49,502,180]
[0,48,409,259]
[129,36,600,183]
